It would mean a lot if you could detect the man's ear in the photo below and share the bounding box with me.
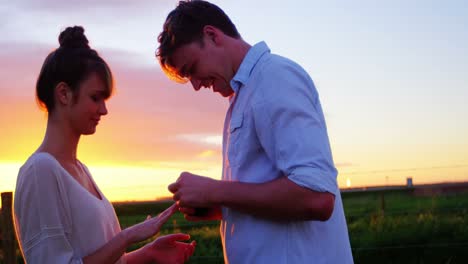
[203,25,222,45]
[55,82,72,105]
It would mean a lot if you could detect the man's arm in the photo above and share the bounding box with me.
[216,177,334,221]
[169,172,334,221]
[171,60,338,222]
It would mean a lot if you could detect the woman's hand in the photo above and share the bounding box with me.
[123,203,178,244]
[143,233,196,264]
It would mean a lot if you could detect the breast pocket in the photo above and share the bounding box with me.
[227,114,244,167]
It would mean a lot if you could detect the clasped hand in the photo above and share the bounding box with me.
[168,172,218,208]
[168,172,222,221]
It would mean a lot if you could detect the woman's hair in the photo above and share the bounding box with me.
[36,26,114,112]
[156,0,240,82]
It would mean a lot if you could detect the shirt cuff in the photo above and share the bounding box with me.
[287,167,338,196]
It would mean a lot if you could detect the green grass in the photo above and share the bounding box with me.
[3,190,468,263]
[341,190,468,263]
[116,190,468,264]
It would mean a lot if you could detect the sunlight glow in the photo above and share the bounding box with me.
[0,162,23,193]
[1,0,467,202]
[198,150,216,158]
[346,178,351,188]
[0,161,222,203]
[86,162,222,202]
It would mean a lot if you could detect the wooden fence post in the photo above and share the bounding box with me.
[380,192,385,216]
[1,192,16,264]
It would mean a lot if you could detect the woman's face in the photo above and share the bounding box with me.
[67,72,109,135]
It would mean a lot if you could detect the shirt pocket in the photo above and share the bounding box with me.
[227,114,244,167]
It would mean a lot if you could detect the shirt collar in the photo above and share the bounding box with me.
[230,41,270,93]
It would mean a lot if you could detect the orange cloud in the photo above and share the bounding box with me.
[0,43,228,168]
[197,150,217,158]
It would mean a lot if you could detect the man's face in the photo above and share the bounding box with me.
[170,38,234,98]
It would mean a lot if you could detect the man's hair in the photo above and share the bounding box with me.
[156,0,240,82]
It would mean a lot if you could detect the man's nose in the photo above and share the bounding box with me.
[190,79,202,91]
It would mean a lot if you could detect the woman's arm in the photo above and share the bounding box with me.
[83,204,179,264]
[82,231,129,264]
[125,234,196,264]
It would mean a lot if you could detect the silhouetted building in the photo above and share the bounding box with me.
[407,177,413,187]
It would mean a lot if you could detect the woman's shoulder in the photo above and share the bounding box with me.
[17,152,62,186]
[28,152,60,166]
[29,152,63,169]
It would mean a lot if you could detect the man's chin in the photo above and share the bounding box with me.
[213,85,234,97]
[219,91,233,98]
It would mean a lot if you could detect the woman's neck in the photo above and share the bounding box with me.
[37,115,80,163]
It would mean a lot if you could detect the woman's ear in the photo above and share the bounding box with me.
[55,82,72,105]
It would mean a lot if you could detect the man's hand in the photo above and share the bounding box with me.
[179,206,222,221]
[168,172,220,208]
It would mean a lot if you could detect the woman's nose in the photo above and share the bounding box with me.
[99,101,108,115]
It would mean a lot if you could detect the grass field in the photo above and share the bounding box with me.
[115,189,468,264]
[4,188,468,263]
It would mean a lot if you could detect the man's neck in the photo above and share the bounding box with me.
[230,39,252,76]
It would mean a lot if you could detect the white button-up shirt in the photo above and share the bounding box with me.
[221,42,353,264]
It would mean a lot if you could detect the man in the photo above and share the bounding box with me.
[157,1,353,263]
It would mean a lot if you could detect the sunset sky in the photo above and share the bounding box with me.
[1,0,467,202]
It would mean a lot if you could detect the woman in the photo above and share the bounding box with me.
[13,26,195,263]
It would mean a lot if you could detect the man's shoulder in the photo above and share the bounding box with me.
[259,53,305,74]
[253,53,314,93]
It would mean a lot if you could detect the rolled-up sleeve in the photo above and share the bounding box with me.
[252,62,338,196]
[14,157,83,264]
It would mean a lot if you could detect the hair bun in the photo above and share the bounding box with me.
[58,26,89,49]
